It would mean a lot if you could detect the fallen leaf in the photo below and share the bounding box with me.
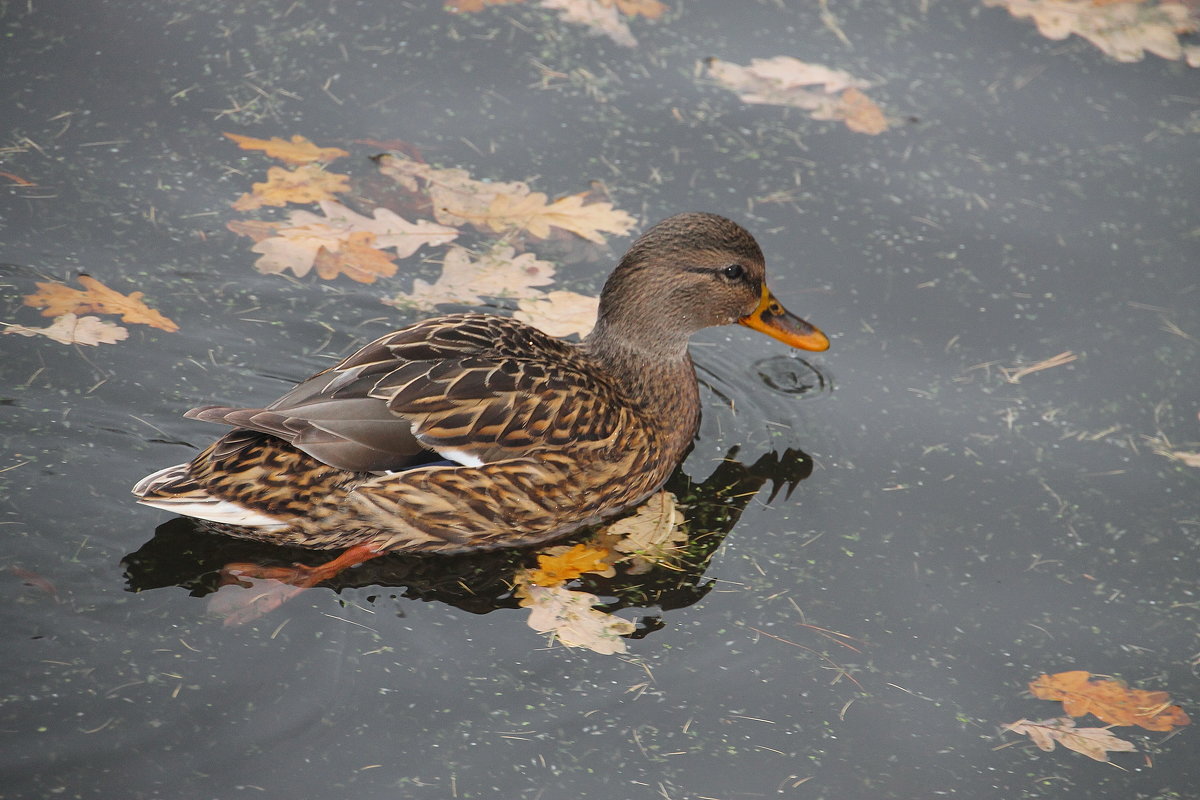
[378,155,635,243]
[705,56,892,134]
[445,0,525,11]
[525,543,616,586]
[5,313,129,346]
[223,133,349,165]
[513,290,599,338]
[594,491,686,574]
[1029,671,1191,731]
[604,0,666,19]
[1005,717,1137,762]
[539,0,638,46]
[516,583,636,654]
[23,275,178,332]
[985,0,1200,66]
[387,244,556,310]
[232,164,350,210]
[238,201,457,283]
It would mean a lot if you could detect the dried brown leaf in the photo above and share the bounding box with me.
[1005,717,1137,762]
[223,133,349,165]
[1029,670,1191,731]
[23,275,178,332]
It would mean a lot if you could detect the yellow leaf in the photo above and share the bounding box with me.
[513,290,598,338]
[23,275,178,332]
[5,313,129,346]
[232,164,350,210]
[312,231,398,283]
[223,133,349,165]
[524,543,615,587]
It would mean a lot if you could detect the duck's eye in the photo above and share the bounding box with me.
[721,263,745,281]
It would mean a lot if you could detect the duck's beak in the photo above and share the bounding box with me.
[739,285,830,351]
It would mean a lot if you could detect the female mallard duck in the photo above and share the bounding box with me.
[133,213,828,580]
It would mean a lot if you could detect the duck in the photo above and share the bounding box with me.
[133,212,829,584]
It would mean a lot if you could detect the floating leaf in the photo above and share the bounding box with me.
[223,133,349,165]
[232,164,350,210]
[516,583,635,654]
[387,244,556,310]
[377,155,635,243]
[595,491,686,574]
[705,56,892,135]
[540,0,638,46]
[5,313,129,346]
[23,275,178,332]
[445,0,525,11]
[1029,671,1191,731]
[513,290,599,338]
[606,0,666,19]
[525,543,615,587]
[1005,717,1137,762]
[985,0,1200,67]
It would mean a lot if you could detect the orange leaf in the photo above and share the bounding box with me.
[312,231,398,284]
[445,0,524,11]
[604,0,666,18]
[1029,671,1191,732]
[22,276,178,332]
[526,544,613,587]
[223,133,349,165]
[232,165,350,210]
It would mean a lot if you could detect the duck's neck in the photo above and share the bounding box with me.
[583,316,701,453]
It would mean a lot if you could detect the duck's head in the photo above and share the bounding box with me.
[588,212,830,358]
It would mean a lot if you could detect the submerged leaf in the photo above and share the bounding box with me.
[223,132,349,164]
[23,275,178,332]
[516,583,636,654]
[5,313,128,346]
[1005,717,1137,762]
[1029,671,1191,731]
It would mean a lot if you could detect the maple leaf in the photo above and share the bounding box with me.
[387,244,556,310]
[223,133,349,165]
[513,290,599,338]
[1029,671,1191,731]
[984,0,1200,67]
[524,543,615,587]
[516,583,636,654]
[539,0,637,46]
[23,275,178,332]
[377,155,636,244]
[5,313,129,346]
[1005,717,1137,762]
[594,491,686,574]
[232,164,350,210]
[705,56,892,135]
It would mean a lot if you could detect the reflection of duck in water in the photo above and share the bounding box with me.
[132,213,828,587]
[122,446,815,632]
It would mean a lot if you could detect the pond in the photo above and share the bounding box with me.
[2,1,1198,798]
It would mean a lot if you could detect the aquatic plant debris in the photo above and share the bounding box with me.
[704,56,891,134]
[223,133,349,165]
[1000,350,1077,383]
[4,313,128,346]
[22,275,179,332]
[985,0,1200,66]
[1004,717,1137,762]
[1028,670,1191,731]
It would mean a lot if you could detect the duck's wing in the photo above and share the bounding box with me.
[186,315,626,473]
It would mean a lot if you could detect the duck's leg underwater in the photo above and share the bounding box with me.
[211,543,386,626]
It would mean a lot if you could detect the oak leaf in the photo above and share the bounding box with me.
[594,491,686,574]
[445,0,525,11]
[5,313,129,346]
[984,0,1200,67]
[1005,717,1137,762]
[513,290,599,338]
[524,543,616,587]
[311,231,399,283]
[705,56,892,135]
[516,583,635,654]
[540,0,637,46]
[387,244,556,310]
[23,275,178,332]
[223,133,349,165]
[603,0,666,19]
[232,164,350,210]
[1029,671,1191,731]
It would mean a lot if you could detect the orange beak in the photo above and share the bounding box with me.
[738,285,829,351]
